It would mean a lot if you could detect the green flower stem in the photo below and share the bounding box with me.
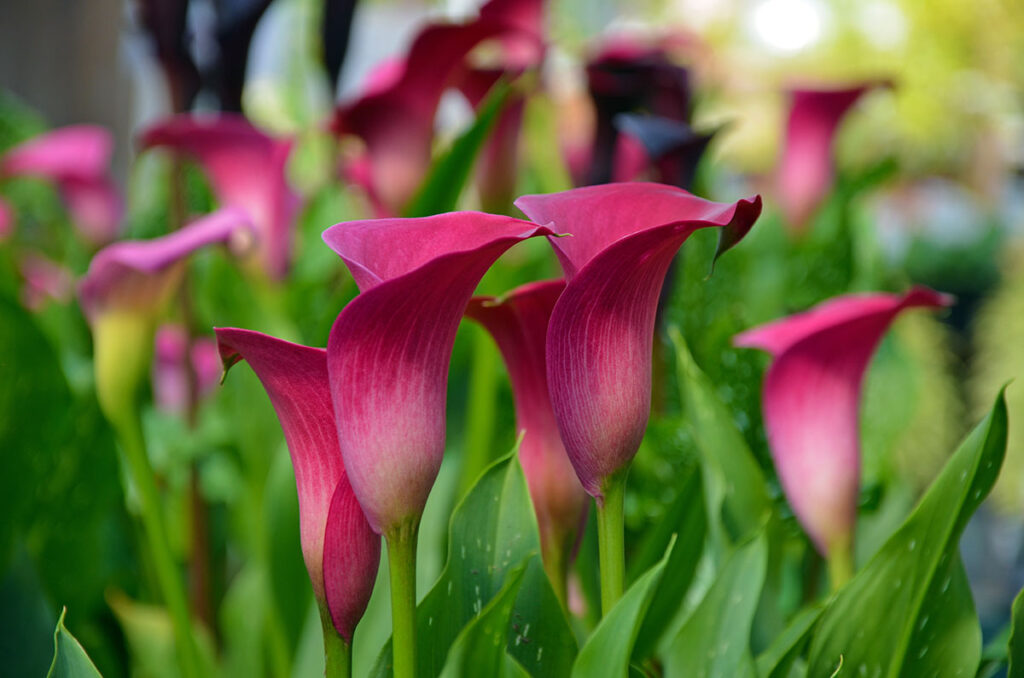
[386,518,421,678]
[115,411,202,678]
[596,470,628,617]
[827,535,854,592]
[319,606,352,678]
[457,328,500,498]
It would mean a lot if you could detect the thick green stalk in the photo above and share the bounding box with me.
[319,605,352,678]
[457,329,500,498]
[115,412,202,678]
[827,535,854,593]
[596,471,628,617]
[386,518,420,678]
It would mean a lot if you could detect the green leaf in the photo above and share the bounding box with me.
[631,466,706,662]
[571,539,675,678]
[440,561,528,678]
[403,80,512,217]
[371,450,539,678]
[664,532,767,678]
[264,449,311,652]
[806,390,1009,677]
[669,327,771,547]
[108,592,218,678]
[506,556,578,677]
[47,609,103,678]
[754,605,824,678]
[1008,586,1024,678]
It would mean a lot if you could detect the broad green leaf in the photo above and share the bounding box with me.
[755,605,824,678]
[664,532,767,678]
[264,449,311,652]
[631,466,706,662]
[571,539,675,678]
[1008,586,1024,678]
[403,80,512,217]
[440,562,528,678]
[108,592,218,678]
[371,450,538,678]
[47,609,103,678]
[807,390,1009,677]
[506,556,577,677]
[669,328,771,547]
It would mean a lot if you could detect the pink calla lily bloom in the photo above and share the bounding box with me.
[516,183,762,499]
[331,0,543,216]
[215,329,380,642]
[139,114,300,280]
[466,279,588,580]
[777,85,880,231]
[0,125,122,243]
[733,286,952,555]
[18,252,74,311]
[79,206,253,322]
[322,212,555,534]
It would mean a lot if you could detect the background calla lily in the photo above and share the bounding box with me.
[139,114,299,279]
[777,84,881,231]
[215,328,380,643]
[733,286,952,563]
[330,0,543,216]
[0,125,122,243]
[516,183,762,497]
[322,212,555,535]
[152,325,221,415]
[465,279,587,599]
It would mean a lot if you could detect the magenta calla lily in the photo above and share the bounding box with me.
[322,212,555,534]
[139,114,299,279]
[733,286,952,557]
[1,125,122,242]
[79,206,253,322]
[515,183,762,498]
[465,279,587,585]
[215,329,379,642]
[331,0,544,216]
[777,85,879,231]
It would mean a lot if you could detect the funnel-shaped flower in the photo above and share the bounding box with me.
[1,125,122,242]
[331,0,543,215]
[139,114,299,279]
[465,279,587,578]
[152,325,222,415]
[79,207,252,422]
[733,287,952,556]
[322,212,554,534]
[215,328,380,642]
[777,85,877,231]
[615,114,713,190]
[515,183,761,498]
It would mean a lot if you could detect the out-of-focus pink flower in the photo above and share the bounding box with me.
[79,206,253,322]
[216,328,380,642]
[0,125,122,243]
[466,279,587,576]
[331,0,544,216]
[17,252,74,310]
[777,85,879,231]
[152,325,222,414]
[734,287,952,555]
[516,183,761,499]
[322,212,554,534]
[139,114,300,280]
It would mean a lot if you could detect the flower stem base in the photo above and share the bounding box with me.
[596,470,628,617]
[386,517,420,678]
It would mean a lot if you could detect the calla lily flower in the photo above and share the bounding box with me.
[152,325,222,415]
[139,114,300,279]
[515,183,762,499]
[331,0,543,216]
[465,279,587,597]
[615,113,713,191]
[777,85,878,231]
[322,212,555,535]
[215,328,380,644]
[733,287,952,561]
[18,252,74,311]
[0,125,122,243]
[79,206,253,421]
